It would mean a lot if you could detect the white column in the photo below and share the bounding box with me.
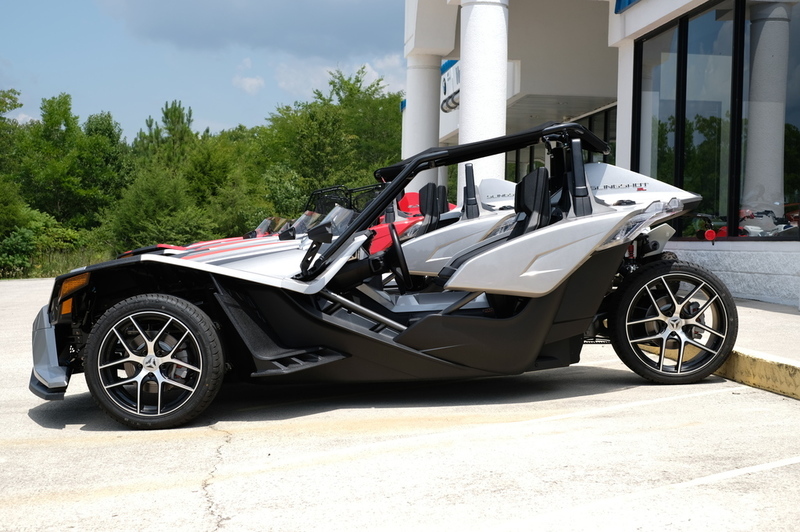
[742,1,796,216]
[403,54,442,192]
[615,40,635,170]
[457,0,509,204]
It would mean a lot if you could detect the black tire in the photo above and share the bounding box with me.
[84,294,225,429]
[609,260,738,384]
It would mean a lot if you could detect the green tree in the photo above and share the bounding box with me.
[184,138,232,202]
[71,112,130,226]
[105,163,215,251]
[5,67,404,266]
[0,88,22,116]
[266,98,359,189]
[324,67,403,168]
[0,176,27,236]
[0,89,24,195]
[133,100,196,166]
[14,94,128,228]
[258,67,403,216]
[14,94,82,224]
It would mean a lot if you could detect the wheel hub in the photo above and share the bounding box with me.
[667,316,683,332]
[142,354,158,371]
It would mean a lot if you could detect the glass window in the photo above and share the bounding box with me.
[786,4,800,233]
[607,107,617,165]
[639,27,679,185]
[739,2,799,238]
[684,1,734,222]
[634,0,799,239]
[589,113,606,163]
[573,107,617,164]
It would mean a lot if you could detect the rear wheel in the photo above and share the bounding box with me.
[610,261,737,384]
[85,294,224,429]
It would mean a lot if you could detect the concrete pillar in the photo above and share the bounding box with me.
[615,40,635,170]
[742,1,797,216]
[457,0,509,203]
[403,54,443,192]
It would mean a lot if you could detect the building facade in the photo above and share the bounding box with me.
[402,0,800,307]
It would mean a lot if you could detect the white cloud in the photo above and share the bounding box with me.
[232,74,265,95]
[274,54,406,102]
[231,57,265,95]
[364,54,406,95]
[275,60,335,101]
[11,112,36,124]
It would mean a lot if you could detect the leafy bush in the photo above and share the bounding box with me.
[0,177,27,236]
[105,164,216,251]
[0,228,36,277]
[263,165,308,218]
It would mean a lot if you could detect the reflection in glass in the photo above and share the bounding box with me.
[740,2,798,238]
[607,107,617,165]
[639,27,679,185]
[635,0,799,239]
[684,1,733,223]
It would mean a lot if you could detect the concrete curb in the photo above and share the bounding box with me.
[715,349,800,400]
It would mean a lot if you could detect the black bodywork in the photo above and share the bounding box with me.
[31,122,629,403]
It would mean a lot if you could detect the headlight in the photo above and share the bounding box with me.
[54,272,90,319]
[598,198,684,249]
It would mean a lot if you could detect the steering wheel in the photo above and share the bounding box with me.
[388,223,412,293]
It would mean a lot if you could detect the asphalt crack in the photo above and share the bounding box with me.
[203,424,233,531]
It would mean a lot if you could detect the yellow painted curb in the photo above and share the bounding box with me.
[715,350,800,400]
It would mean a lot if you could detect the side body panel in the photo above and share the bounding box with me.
[443,210,630,297]
[587,162,701,207]
[402,212,515,276]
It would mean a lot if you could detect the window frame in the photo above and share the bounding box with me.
[631,0,798,241]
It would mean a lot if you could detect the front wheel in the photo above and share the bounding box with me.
[609,261,738,384]
[85,294,225,429]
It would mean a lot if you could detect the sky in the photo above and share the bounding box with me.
[1,0,406,142]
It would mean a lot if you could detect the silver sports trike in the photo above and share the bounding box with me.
[29,122,738,429]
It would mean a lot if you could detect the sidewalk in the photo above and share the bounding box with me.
[716,299,800,400]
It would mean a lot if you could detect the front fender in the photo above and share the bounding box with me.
[29,305,70,400]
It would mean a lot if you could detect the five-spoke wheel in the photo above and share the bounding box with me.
[85,294,224,429]
[610,261,738,384]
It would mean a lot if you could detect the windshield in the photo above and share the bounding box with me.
[316,204,357,236]
[291,211,323,235]
[289,204,356,237]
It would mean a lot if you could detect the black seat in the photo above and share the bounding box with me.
[509,167,551,237]
[415,182,443,235]
[438,167,551,279]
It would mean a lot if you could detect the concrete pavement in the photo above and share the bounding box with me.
[3,278,800,531]
[716,298,800,400]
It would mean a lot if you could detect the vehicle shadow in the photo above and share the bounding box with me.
[26,364,729,431]
[201,364,728,426]
[27,390,118,431]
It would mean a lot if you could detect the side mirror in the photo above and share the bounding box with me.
[279,226,297,241]
[300,221,333,277]
[307,221,333,243]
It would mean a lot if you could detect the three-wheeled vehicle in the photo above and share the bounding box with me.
[29,122,738,429]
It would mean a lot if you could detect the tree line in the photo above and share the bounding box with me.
[0,68,403,278]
